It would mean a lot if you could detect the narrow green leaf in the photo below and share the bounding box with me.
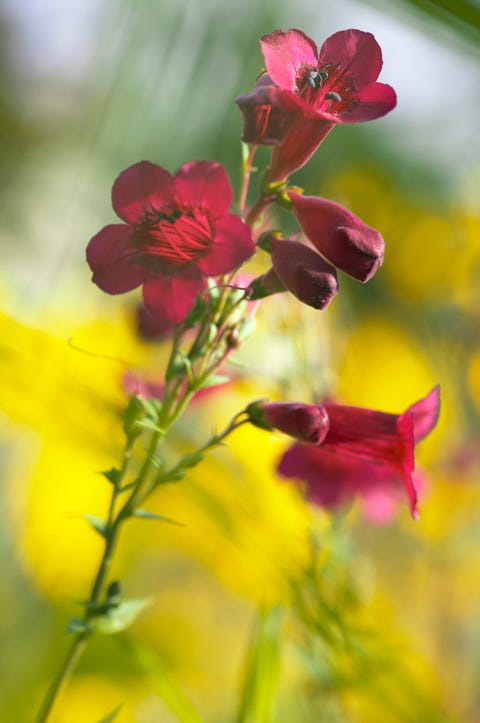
[133,509,183,526]
[126,641,204,723]
[85,514,107,537]
[96,704,123,723]
[91,597,152,635]
[66,617,92,634]
[134,418,165,434]
[147,450,164,469]
[237,606,283,723]
[198,374,230,390]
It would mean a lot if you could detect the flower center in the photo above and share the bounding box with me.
[299,64,355,116]
[132,206,213,271]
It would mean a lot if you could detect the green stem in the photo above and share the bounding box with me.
[34,441,133,723]
[246,194,276,227]
[239,144,257,216]
[35,292,252,722]
[34,634,89,723]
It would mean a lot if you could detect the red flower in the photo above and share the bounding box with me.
[136,303,176,341]
[289,191,384,282]
[250,238,339,310]
[247,400,330,445]
[86,161,255,323]
[277,387,440,520]
[237,29,396,181]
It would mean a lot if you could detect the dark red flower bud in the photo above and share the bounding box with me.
[236,74,299,146]
[270,238,339,309]
[289,191,384,282]
[247,400,329,445]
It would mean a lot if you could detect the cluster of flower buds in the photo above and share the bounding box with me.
[86,27,439,521]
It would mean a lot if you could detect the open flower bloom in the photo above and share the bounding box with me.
[247,400,330,445]
[289,191,384,282]
[87,161,255,323]
[249,238,339,310]
[237,28,396,181]
[277,386,440,520]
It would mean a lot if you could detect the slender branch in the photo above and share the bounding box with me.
[34,634,88,723]
[238,144,258,216]
[246,195,276,227]
[34,440,134,723]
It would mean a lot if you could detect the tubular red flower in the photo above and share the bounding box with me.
[248,401,330,445]
[86,161,255,323]
[289,191,384,282]
[277,386,441,520]
[236,28,396,181]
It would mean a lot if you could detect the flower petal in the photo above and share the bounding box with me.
[196,214,255,277]
[174,161,232,218]
[86,224,147,294]
[136,304,175,341]
[261,29,319,91]
[269,115,336,181]
[338,82,397,122]
[403,385,441,443]
[278,443,353,509]
[319,29,383,90]
[143,271,206,324]
[112,161,174,224]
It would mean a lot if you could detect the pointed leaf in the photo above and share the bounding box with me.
[85,514,107,537]
[198,375,230,390]
[66,617,92,634]
[102,467,121,485]
[91,597,153,634]
[133,509,183,526]
[134,418,165,434]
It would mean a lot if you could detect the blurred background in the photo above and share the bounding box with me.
[0,0,479,721]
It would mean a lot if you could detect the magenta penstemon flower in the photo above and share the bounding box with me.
[277,387,441,520]
[237,28,396,180]
[87,161,255,323]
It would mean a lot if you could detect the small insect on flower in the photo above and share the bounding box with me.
[306,69,328,89]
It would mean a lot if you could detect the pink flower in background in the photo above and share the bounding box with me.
[237,28,396,181]
[289,191,384,282]
[87,161,255,323]
[247,400,330,444]
[277,387,440,520]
